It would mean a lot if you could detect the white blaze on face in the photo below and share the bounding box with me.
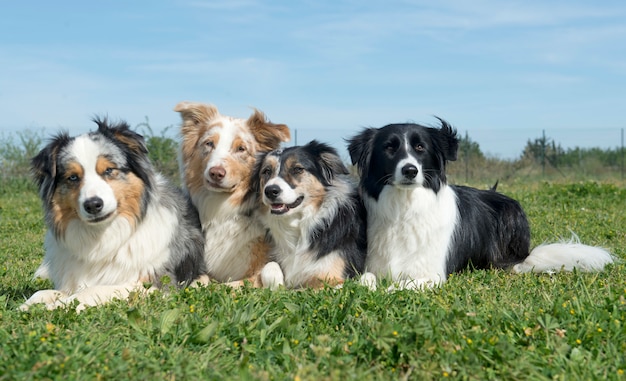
[70,136,118,221]
[393,134,424,186]
[204,126,230,172]
[263,176,300,206]
[201,117,256,190]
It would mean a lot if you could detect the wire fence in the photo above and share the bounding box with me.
[1,126,624,185]
[290,127,626,184]
[450,128,625,184]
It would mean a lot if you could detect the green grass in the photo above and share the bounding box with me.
[1,180,625,380]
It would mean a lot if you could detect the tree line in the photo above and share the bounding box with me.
[1,122,624,185]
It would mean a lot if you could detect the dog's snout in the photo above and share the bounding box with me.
[401,164,418,179]
[264,184,282,200]
[84,197,104,215]
[209,166,226,182]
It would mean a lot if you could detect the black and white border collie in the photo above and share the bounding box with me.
[21,118,207,311]
[348,120,614,290]
[248,141,367,289]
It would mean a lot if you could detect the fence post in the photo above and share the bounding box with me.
[465,130,469,183]
[541,129,546,177]
[622,127,624,180]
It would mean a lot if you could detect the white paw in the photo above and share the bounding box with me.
[191,274,211,287]
[359,272,377,291]
[261,262,284,290]
[387,278,437,292]
[19,289,68,311]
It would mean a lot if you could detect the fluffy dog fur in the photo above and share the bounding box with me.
[248,141,367,289]
[175,101,290,286]
[348,120,614,290]
[21,118,207,311]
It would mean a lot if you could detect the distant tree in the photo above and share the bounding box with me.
[0,129,44,180]
[559,146,622,168]
[449,132,486,182]
[457,132,484,161]
[135,117,180,183]
[521,133,563,168]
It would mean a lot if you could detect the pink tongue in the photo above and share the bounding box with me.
[272,204,286,210]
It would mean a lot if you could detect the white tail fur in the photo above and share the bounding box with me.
[512,236,615,274]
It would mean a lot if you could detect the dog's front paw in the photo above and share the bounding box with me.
[359,272,377,291]
[387,278,437,292]
[19,289,68,311]
[261,262,284,290]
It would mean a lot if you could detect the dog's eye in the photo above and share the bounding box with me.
[205,141,214,149]
[415,144,425,152]
[237,145,246,153]
[103,168,115,177]
[67,174,80,182]
[291,166,305,175]
[261,166,272,176]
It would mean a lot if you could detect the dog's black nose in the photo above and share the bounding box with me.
[401,164,418,179]
[84,197,104,215]
[264,184,282,200]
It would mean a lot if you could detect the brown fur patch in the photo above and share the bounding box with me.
[51,162,84,236]
[247,109,291,151]
[108,172,145,227]
[112,130,146,156]
[231,136,248,154]
[228,179,251,206]
[244,238,271,287]
[95,157,116,176]
[180,127,212,194]
[258,156,279,189]
[225,136,256,205]
[174,102,219,132]
[176,102,220,195]
[304,256,347,288]
[301,173,326,210]
[282,156,326,211]
[220,239,271,288]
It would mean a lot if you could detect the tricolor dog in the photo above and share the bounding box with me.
[22,118,207,311]
[348,120,614,290]
[249,141,367,289]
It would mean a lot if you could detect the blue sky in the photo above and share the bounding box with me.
[1,1,625,159]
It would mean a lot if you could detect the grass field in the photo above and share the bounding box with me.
[1,179,625,380]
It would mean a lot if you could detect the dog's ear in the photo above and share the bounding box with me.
[174,101,219,134]
[93,117,154,187]
[304,140,348,185]
[247,109,291,151]
[93,117,148,156]
[174,102,218,167]
[31,132,71,203]
[346,128,377,173]
[434,117,459,162]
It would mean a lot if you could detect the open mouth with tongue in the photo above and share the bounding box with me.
[270,196,304,215]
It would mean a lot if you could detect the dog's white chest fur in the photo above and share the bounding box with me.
[195,191,265,282]
[262,208,319,287]
[365,185,458,286]
[39,194,176,294]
